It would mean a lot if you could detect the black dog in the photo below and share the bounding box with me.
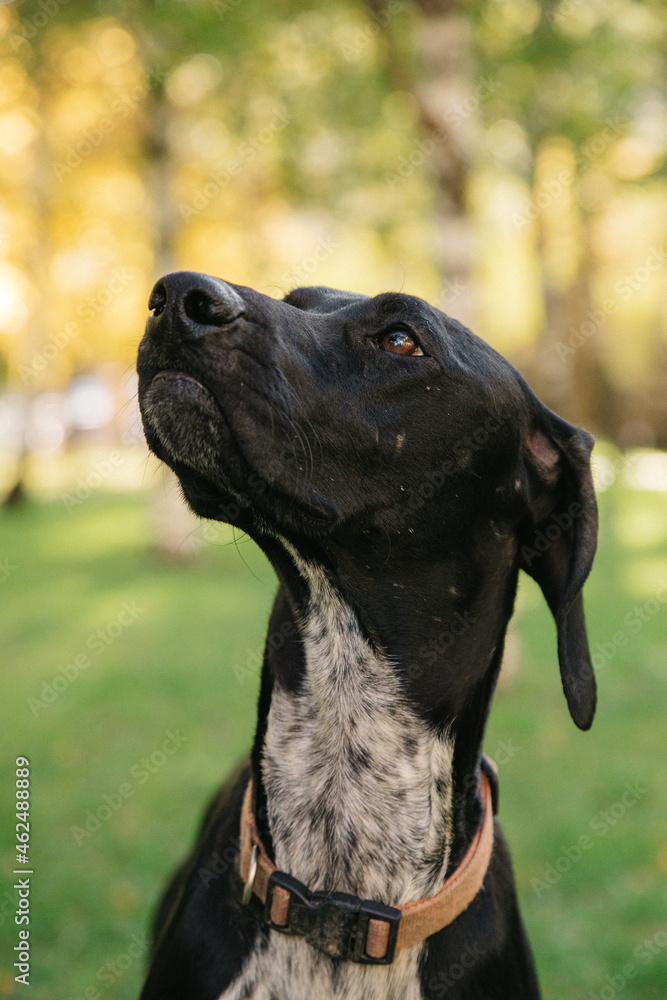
[136,272,597,1000]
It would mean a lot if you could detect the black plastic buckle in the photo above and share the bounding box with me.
[265,871,400,965]
[353,897,401,965]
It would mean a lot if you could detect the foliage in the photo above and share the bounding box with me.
[1,1,666,442]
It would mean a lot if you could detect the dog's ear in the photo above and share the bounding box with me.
[518,405,598,730]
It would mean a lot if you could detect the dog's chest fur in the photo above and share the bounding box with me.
[218,551,455,1000]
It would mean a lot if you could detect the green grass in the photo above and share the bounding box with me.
[1,481,666,999]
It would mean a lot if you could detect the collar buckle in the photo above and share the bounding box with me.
[265,871,400,965]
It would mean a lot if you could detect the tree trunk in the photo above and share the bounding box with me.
[367,0,479,326]
[411,0,479,328]
[140,67,202,555]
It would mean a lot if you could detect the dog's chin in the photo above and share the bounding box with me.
[142,371,232,487]
[140,371,249,523]
[141,371,343,534]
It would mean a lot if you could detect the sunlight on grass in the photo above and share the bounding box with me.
[614,502,667,550]
[1,478,665,998]
[622,558,667,598]
[35,496,149,560]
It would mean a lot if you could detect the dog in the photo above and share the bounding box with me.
[136,271,598,1000]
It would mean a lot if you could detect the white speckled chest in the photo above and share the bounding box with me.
[218,551,455,1000]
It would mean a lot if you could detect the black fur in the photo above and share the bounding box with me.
[136,272,598,998]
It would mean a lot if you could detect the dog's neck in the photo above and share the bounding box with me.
[253,534,516,907]
[261,549,455,904]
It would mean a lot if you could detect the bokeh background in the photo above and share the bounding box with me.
[1,0,666,997]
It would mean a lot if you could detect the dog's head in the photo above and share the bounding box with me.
[137,272,598,729]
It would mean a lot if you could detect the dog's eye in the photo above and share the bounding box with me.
[380,330,424,356]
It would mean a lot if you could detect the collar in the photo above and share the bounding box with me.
[239,755,497,965]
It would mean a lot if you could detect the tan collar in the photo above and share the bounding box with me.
[239,759,497,965]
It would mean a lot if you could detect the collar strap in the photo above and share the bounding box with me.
[239,757,497,965]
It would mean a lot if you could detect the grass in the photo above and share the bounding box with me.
[1,477,666,999]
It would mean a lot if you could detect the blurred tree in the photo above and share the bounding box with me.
[2,0,666,477]
[370,0,667,443]
[408,0,479,328]
[473,0,667,443]
[367,0,480,327]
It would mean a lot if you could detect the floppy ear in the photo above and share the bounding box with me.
[518,405,598,730]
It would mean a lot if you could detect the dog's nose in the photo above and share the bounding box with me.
[147,271,245,340]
